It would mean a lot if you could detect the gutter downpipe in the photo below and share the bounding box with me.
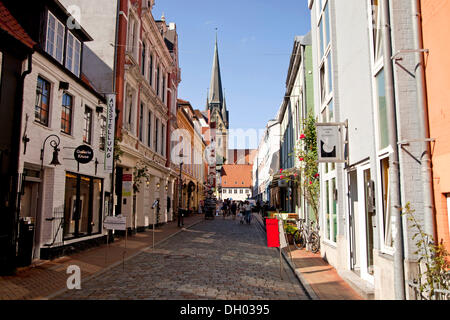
[381,0,406,300]
[411,0,436,241]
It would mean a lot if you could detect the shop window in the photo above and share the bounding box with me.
[63,173,103,239]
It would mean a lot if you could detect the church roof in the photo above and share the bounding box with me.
[208,37,224,105]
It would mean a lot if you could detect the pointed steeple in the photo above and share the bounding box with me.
[208,33,224,106]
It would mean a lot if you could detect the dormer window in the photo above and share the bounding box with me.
[46,11,64,64]
[66,32,81,77]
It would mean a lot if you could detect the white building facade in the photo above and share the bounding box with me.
[18,3,111,261]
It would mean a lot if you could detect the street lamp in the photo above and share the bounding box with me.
[40,134,61,169]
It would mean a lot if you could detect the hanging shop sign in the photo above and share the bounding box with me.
[105,94,116,173]
[316,121,348,163]
[74,145,94,164]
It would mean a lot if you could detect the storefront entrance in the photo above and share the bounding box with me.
[63,172,103,240]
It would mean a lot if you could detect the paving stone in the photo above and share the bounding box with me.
[54,218,308,300]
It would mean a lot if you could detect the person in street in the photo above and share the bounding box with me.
[231,201,237,220]
[244,201,252,224]
[222,201,228,219]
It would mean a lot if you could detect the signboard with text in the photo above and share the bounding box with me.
[104,215,126,231]
[105,94,116,173]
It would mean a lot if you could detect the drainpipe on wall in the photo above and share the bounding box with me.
[381,0,405,300]
[411,0,436,241]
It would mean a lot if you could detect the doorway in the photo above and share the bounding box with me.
[20,180,40,261]
[348,170,360,274]
[347,163,375,284]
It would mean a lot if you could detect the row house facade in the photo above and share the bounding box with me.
[277,33,314,215]
[420,0,450,260]
[64,0,181,232]
[252,119,281,205]
[308,0,440,299]
[252,33,314,217]
[1,0,112,266]
[176,99,207,213]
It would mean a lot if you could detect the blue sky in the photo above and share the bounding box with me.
[153,0,311,148]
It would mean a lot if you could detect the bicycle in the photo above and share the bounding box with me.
[292,218,320,253]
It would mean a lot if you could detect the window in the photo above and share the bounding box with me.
[66,32,81,76]
[83,106,92,144]
[147,111,152,148]
[317,0,332,106]
[380,157,392,247]
[246,190,250,194]
[376,69,389,150]
[240,189,243,194]
[371,0,384,62]
[149,54,153,86]
[46,11,64,64]
[35,77,50,126]
[154,118,159,152]
[61,93,73,135]
[234,189,237,194]
[162,74,166,103]
[323,177,337,242]
[156,65,160,96]
[127,17,137,55]
[141,43,146,76]
[124,86,135,133]
[99,115,106,150]
[161,123,166,156]
[139,103,144,142]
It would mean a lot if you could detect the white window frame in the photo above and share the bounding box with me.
[66,31,81,77]
[46,11,65,64]
[367,0,395,254]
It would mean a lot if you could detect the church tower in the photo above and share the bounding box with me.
[207,35,228,165]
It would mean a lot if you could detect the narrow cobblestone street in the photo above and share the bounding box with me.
[54,217,309,300]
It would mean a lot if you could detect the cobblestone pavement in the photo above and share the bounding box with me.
[54,217,309,300]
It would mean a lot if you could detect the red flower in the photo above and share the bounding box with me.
[299,157,304,161]
[314,173,320,178]
[280,168,283,173]
[280,175,284,179]
[300,134,306,140]
[309,181,313,185]
[294,173,298,177]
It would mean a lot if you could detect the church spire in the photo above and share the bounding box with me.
[208,33,224,105]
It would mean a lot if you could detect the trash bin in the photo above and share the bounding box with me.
[17,219,35,267]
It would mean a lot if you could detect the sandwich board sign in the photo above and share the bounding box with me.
[104,215,126,231]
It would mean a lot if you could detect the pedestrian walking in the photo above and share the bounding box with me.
[244,201,252,224]
[231,201,237,220]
